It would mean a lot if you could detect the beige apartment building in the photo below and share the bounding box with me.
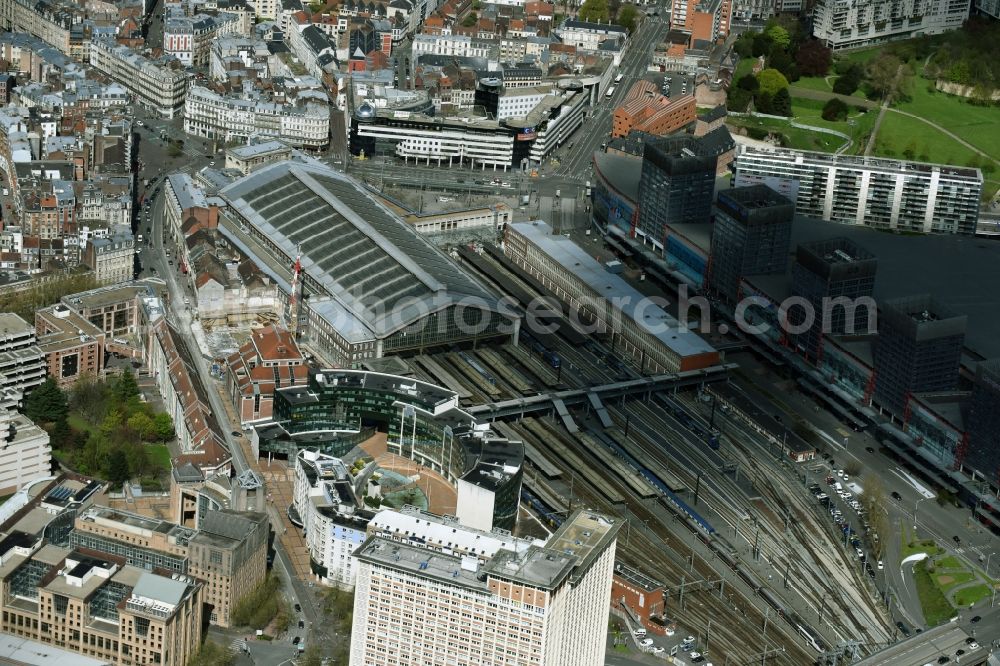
[350,510,620,666]
[0,542,203,666]
[70,505,269,627]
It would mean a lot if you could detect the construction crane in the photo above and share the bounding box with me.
[286,248,302,337]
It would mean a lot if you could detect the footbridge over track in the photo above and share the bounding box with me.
[467,364,735,421]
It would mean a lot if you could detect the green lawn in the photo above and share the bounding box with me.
[147,444,172,469]
[872,112,982,166]
[953,584,992,608]
[935,571,975,592]
[893,81,1000,164]
[791,98,878,142]
[935,556,964,570]
[913,560,956,626]
[900,533,941,560]
[792,76,834,93]
[734,58,755,81]
[838,46,884,66]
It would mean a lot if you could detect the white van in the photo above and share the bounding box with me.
[834,482,843,492]
[634,628,646,638]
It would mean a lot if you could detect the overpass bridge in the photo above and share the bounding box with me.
[467,364,735,422]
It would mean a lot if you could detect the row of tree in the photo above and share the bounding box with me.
[732,18,833,84]
[0,273,97,322]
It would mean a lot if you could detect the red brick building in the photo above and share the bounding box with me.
[611,563,673,636]
[612,81,696,140]
[226,325,308,426]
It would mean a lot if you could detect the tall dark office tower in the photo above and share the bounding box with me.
[790,238,878,361]
[873,295,966,416]
[636,135,717,250]
[966,360,1000,482]
[708,185,794,304]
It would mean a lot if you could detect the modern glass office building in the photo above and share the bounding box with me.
[255,369,524,530]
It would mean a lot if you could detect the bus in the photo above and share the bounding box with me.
[605,86,616,98]
[614,73,624,83]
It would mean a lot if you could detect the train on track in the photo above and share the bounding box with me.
[521,488,565,527]
[522,332,561,369]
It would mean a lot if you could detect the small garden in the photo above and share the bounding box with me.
[25,372,175,489]
[899,525,997,626]
[231,573,291,633]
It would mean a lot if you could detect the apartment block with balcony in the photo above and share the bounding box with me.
[732,146,982,234]
[813,0,968,50]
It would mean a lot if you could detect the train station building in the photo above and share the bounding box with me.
[218,159,518,368]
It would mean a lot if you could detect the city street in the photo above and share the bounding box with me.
[141,152,324,663]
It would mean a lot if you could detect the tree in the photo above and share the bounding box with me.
[832,62,863,95]
[69,373,110,425]
[114,370,139,403]
[768,44,798,82]
[125,444,151,479]
[867,53,902,99]
[152,413,174,441]
[188,641,235,666]
[734,32,756,58]
[795,39,832,77]
[737,73,759,91]
[24,377,68,424]
[0,273,97,323]
[107,449,131,487]
[578,0,610,23]
[616,4,638,33]
[461,11,477,26]
[100,408,124,439]
[771,87,792,116]
[51,417,72,449]
[756,68,789,98]
[298,646,324,666]
[821,97,849,121]
[765,24,790,49]
[726,87,752,112]
[127,412,156,441]
[751,32,774,57]
[167,142,183,158]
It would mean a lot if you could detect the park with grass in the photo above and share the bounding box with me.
[899,524,998,627]
[23,372,176,491]
[727,19,1000,199]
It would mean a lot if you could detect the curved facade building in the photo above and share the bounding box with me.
[256,369,523,531]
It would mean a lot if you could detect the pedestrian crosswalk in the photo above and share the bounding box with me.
[228,638,247,654]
